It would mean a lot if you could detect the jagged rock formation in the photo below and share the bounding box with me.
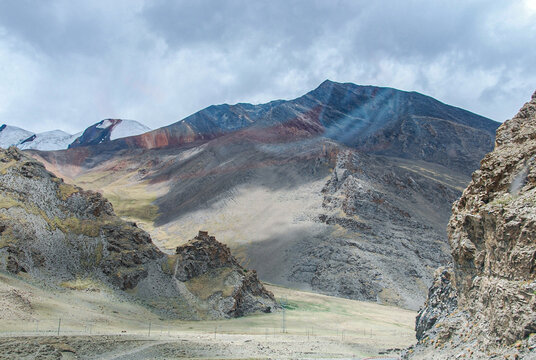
[0,147,277,319]
[286,149,461,309]
[414,266,457,341]
[406,91,536,359]
[175,231,276,317]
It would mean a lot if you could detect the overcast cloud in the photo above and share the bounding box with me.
[0,0,535,133]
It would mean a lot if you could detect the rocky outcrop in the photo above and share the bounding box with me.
[414,266,457,340]
[298,149,460,309]
[406,90,536,359]
[176,231,277,317]
[175,231,240,281]
[0,147,277,319]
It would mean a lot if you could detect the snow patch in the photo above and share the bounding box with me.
[96,119,114,129]
[0,125,34,149]
[19,130,82,151]
[109,120,151,140]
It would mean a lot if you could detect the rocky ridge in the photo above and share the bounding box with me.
[406,90,536,359]
[0,147,277,319]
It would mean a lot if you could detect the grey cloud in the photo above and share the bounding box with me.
[0,0,534,133]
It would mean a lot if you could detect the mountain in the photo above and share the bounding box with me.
[406,90,536,359]
[30,80,500,310]
[0,124,34,149]
[0,124,80,151]
[0,119,151,151]
[106,80,496,173]
[69,119,151,148]
[0,147,277,319]
[18,130,81,151]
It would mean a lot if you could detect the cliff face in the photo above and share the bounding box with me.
[407,91,536,359]
[0,147,277,319]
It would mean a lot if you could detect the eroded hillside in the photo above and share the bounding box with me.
[0,147,276,320]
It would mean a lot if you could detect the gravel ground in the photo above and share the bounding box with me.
[0,334,402,359]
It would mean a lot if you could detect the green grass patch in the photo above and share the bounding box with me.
[281,299,329,312]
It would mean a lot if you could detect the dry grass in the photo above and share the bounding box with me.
[60,277,101,291]
[0,160,17,175]
[185,267,236,300]
[57,183,79,201]
[0,272,417,357]
[160,254,178,275]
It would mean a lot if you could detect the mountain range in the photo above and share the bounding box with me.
[13,80,500,310]
[0,119,151,151]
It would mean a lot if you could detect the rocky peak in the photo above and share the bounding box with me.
[175,231,278,317]
[175,230,240,281]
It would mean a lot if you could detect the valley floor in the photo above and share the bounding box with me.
[0,333,405,360]
[0,272,416,359]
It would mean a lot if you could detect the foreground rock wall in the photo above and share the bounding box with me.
[406,91,536,359]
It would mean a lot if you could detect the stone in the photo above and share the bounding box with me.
[406,89,536,358]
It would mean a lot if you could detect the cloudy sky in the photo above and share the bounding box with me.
[0,0,535,134]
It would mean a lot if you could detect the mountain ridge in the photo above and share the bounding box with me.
[97,80,498,174]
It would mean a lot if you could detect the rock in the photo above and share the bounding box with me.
[406,90,536,358]
[415,266,457,340]
[176,231,278,317]
[175,231,239,281]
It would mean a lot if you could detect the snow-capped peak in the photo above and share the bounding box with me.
[109,119,151,140]
[18,130,82,151]
[0,118,152,151]
[0,124,34,149]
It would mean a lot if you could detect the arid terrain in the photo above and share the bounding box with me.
[0,271,415,359]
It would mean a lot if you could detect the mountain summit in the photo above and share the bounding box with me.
[93,80,497,174]
[68,119,151,148]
